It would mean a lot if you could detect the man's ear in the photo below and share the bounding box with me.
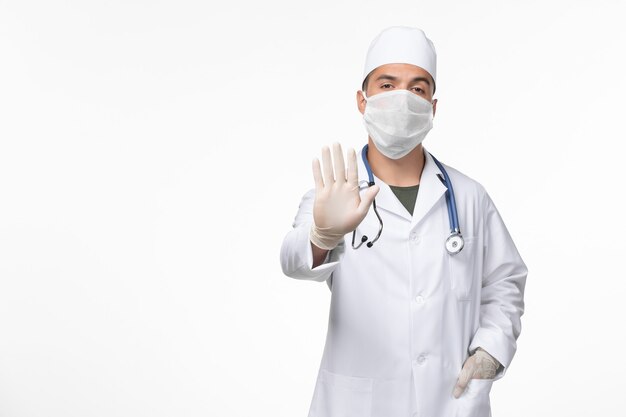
[432,98,438,118]
[356,90,367,115]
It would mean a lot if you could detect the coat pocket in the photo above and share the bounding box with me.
[447,236,477,301]
[309,369,373,417]
[456,378,493,417]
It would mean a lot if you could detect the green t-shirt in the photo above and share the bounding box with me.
[388,184,420,216]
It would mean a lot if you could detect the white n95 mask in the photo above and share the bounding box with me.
[362,89,434,159]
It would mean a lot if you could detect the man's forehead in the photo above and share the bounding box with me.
[370,63,433,81]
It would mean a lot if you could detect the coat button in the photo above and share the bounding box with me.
[410,233,420,243]
[417,355,427,364]
[415,295,425,304]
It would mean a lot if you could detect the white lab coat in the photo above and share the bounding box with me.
[280,147,527,417]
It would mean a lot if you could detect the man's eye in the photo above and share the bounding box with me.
[413,87,424,93]
[381,84,393,89]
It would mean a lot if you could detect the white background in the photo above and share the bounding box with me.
[1,1,625,416]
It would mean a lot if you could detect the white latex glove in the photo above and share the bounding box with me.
[310,142,380,250]
[453,347,501,399]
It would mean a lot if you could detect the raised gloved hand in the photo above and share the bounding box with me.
[310,142,380,250]
[453,347,501,399]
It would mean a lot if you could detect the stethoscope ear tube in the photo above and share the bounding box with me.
[352,181,383,249]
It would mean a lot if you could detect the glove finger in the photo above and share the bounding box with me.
[312,158,324,192]
[346,148,358,187]
[332,142,346,184]
[321,145,334,186]
[453,360,475,398]
[356,185,379,218]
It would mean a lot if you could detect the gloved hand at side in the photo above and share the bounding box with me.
[453,347,501,399]
[310,142,380,250]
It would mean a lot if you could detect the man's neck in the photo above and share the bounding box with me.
[367,138,425,186]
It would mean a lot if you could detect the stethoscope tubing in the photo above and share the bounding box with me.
[353,144,462,252]
[430,154,460,234]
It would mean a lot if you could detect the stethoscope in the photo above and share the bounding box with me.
[351,144,464,255]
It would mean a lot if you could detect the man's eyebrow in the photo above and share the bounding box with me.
[410,76,431,86]
[374,74,398,83]
[375,74,431,86]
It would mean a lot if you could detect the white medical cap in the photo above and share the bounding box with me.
[362,26,437,90]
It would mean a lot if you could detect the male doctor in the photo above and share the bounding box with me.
[280,26,527,417]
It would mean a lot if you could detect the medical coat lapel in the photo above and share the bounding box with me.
[356,146,447,231]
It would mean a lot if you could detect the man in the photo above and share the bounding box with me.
[280,26,527,417]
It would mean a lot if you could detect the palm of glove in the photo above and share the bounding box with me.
[453,348,500,399]
[310,143,379,249]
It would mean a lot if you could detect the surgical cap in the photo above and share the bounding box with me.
[362,26,437,90]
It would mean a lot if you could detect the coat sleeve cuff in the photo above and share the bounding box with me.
[280,222,342,283]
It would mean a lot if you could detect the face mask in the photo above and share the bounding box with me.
[362,89,434,159]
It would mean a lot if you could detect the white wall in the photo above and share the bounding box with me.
[1,1,624,415]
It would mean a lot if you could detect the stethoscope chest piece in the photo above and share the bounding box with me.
[445,233,464,255]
